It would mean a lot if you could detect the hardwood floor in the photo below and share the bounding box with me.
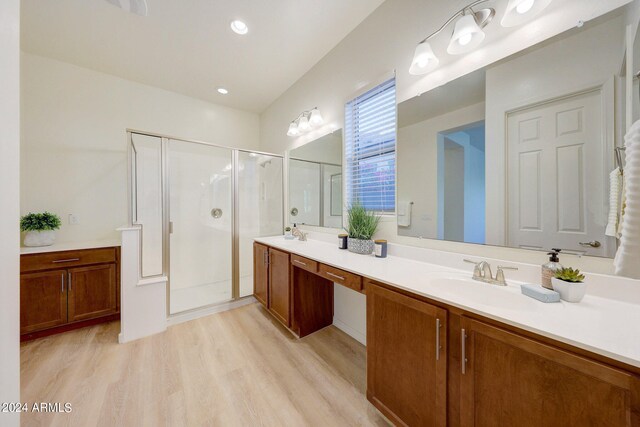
[21,303,389,427]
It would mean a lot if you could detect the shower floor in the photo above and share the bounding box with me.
[169,274,254,314]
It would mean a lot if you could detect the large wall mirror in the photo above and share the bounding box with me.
[289,130,343,228]
[398,6,631,258]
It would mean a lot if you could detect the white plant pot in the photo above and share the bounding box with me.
[23,230,56,247]
[551,277,587,303]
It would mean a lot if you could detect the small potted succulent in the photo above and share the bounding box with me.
[345,203,380,255]
[551,267,587,303]
[20,212,62,247]
[284,226,294,239]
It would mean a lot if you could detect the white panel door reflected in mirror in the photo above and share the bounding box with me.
[397,6,628,258]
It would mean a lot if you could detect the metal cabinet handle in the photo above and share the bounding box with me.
[461,328,467,374]
[436,318,441,361]
[326,272,345,281]
[579,240,601,248]
[68,272,72,292]
[52,258,80,263]
[293,259,307,267]
[61,273,64,293]
[211,208,223,219]
[263,251,269,266]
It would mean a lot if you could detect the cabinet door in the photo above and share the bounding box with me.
[68,264,117,322]
[268,247,291,327]
[20,270,68,334]
[253,243,269,307]
[367,282,447,427]
[460,318,638,427]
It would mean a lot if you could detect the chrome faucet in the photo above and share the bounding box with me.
[463,259,518,286]
[291,225,307,241]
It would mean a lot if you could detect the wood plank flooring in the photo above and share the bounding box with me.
[20,303,389,427]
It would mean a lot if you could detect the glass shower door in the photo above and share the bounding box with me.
[237,152,283,297]
[168,140,233,314]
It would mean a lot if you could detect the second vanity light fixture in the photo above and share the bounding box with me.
[410,0,553,75]
[287,108,324,136]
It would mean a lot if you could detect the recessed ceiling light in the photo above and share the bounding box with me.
[217,87,229,95]
[230,20,248,35]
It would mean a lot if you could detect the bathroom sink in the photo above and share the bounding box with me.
[428,277,536,311]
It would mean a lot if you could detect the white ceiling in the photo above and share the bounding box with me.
[21,0,385,113]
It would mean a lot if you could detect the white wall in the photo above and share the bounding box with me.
[397,102,485,239]
[21,53,261,245]
[0,0,21,425]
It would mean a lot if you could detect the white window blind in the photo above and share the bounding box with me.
[344,77,396,213]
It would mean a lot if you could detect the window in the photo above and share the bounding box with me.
[344,77,396,213]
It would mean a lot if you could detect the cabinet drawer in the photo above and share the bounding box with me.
[318,263,362,292]
[21,247,117,273]
[291,254,318,273]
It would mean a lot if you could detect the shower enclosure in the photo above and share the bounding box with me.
[129,131,283,315]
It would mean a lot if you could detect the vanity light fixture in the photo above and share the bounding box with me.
[501,0,553,27]
[409,0,495,75]
[287,108,324,137]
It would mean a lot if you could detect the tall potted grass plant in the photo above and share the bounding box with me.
[345,203,380,255]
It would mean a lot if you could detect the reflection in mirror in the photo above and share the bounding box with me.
[398,7,629,258]
[289,130,342,228]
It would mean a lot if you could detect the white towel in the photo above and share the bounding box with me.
[605,167,621,237]
[397,201,412,227]
[614,120,640,278]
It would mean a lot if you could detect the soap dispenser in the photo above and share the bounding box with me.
[541,249,563,290]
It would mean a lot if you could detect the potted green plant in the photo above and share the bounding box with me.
[551,267,587,303]
[20,212,62,247]
[284,226,293,239]
[345,203,380,255]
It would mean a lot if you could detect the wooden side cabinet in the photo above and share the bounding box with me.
[268,247,291,327]
[460,317,639,427]
[253,243,292,329]
[367,281,448,427]
[68,264,117,322]
[20,270,68,334]
[253,242,269,307]
[20,246,120,340]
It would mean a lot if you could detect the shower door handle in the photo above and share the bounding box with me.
[169,222,174,234]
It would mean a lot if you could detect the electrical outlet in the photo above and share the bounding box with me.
[68,214,79,225]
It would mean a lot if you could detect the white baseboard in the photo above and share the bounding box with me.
[333,317,366,345]
[167,297,256,326]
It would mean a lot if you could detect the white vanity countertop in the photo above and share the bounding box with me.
[20,239,121,255]
[255,236,640,370]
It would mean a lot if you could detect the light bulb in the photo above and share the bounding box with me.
[298,115,310,132]
[516,0,535,14]
[287,122,299,137]
[409,42,439,75]
[458,33,472,46]
[502,0,553,27]
[309,108,324,127]
[230,20,248,35]
[447,14,485,55]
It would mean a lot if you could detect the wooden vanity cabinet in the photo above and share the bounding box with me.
[367,281,447,427]
[459,317,640,427]
[20,247,120,340]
